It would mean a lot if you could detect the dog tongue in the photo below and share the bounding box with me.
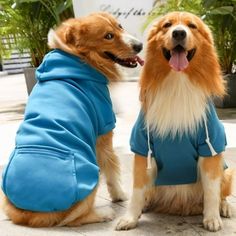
[169,51,188,71]
[135,56,144,66]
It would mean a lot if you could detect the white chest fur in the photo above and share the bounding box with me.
[146,71,208,138]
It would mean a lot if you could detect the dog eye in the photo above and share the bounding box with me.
[163,22,172,28]
[104,33,114,40]
[118,24,123,29]
[188,23,197,29]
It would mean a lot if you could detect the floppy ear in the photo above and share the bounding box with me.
[196,17,214,45]
[147,25,158,43]
[63,20,89,47]
[64,25,76,44]
[147,15,165,43]
[201,24,214,45]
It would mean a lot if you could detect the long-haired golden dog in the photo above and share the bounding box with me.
[116,11,233,232]
[1,12,143,227]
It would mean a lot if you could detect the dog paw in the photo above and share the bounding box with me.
[115,216,138,230]
[220,200,232,218]
[97,207,115,222]
[203,216,223,232]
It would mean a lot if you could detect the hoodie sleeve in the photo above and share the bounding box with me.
[130,111,150,157]
[197,103,227,157]
[85,81,116,136]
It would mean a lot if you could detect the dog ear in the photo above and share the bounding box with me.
[201,24,214,45]
[147,18,164,43]
[148,25,158,42]
[63,19,88,46]
[195,17,214,45]
[63,26,73,44]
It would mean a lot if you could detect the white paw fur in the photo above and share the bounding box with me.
[115,215,138,230]
[203,215,223,232]
[220,200,232,218]
[97,207,115,222]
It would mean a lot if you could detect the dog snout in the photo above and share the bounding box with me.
[132,43,143,53]
[172,29,187,41]
[122,33,143,53]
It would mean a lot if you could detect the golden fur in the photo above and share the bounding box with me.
[48,12,142,81]
[2,12,143,227]
[140,12,225,106]
[116,12,233,232]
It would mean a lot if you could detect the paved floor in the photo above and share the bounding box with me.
[0,74,236,236]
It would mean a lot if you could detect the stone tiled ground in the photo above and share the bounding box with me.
[0,74,235,236]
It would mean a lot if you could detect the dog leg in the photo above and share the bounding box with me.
[96,131,126,202]
[199,155,223,232]
[220,199,232,218]
[116,155,153,230]
[220,168,234,218]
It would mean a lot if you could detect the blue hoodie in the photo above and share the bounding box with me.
[2,49,116,212]
[130,103,227,186]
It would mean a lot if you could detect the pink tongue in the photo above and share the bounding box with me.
[135,56,144,66]
[169,51,188,71]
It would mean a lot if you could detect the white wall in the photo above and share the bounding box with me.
[72,0,156,41]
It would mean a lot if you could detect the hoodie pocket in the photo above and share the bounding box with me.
[3,146,77,212]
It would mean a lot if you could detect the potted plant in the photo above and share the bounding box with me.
[145,0,236,108]
[0,0,74,94]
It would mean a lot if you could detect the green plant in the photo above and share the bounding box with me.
[0,0,74,67]
[144,0,204,30]
[145,0,236,75]
[202,0,236,74]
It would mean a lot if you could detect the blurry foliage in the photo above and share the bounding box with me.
[144,0,203,29]
[0,0,74,67]
[202,0,236,74]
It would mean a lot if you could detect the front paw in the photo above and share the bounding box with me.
[115,216,138,230]
[203,215,223,232]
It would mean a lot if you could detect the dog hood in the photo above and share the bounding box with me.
[36,49,108,84]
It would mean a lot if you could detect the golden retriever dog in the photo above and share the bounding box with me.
[116,11,233,232]
[1,12,143,227]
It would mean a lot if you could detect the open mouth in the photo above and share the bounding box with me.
[105,52,144,68]
[162,45,196,71]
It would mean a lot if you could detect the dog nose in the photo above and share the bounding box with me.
[132,43,143,53]
[172,30,186,41]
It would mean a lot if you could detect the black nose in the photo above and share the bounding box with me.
[132,43,143,53]
[172,30,186,41]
